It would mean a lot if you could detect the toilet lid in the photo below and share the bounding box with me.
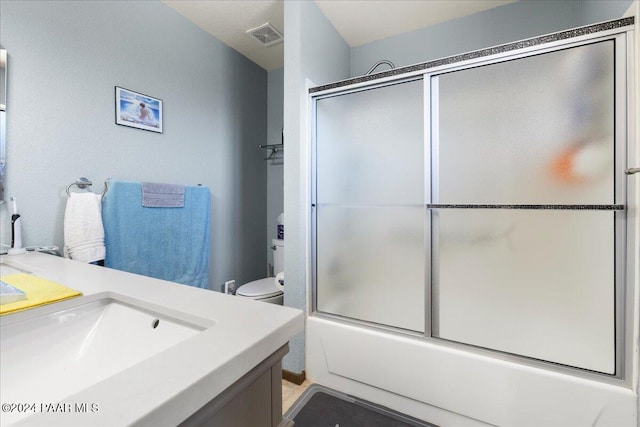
[236,278,283,298]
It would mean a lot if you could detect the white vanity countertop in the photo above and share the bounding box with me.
[0,252,304,426]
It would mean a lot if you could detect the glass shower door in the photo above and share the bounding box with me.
[430,40,621,374]
[314,79,426,332]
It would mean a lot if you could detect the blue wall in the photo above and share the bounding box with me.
[578,0,635,25]
[283,0,351,374]
[350,0,634,77]
[0,0,268,290]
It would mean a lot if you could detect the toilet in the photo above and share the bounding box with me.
[236,239,284,305]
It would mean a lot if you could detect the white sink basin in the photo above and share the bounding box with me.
[0,292,213,425]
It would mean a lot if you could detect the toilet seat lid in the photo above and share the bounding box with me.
[236,278,283,298]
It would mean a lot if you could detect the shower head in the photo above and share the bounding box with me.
[366,60,396,75]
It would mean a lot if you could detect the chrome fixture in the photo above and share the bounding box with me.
[66,177,108,197]
[625,167,640,175]
[366,60,396,75]
[259,144,283,160]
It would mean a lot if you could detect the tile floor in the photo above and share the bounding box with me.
[282,379,312,413]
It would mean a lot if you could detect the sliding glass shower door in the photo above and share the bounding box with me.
[312,33,627,376]
[314,79,426,332]
[429,40,622,374]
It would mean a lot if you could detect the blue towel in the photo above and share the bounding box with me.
[102,180,211,289]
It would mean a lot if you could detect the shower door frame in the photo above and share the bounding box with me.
[309,24,636,386]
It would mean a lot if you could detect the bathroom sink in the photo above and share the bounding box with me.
[0,292,213,425]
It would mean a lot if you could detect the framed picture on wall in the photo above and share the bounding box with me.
[115,86,163,133]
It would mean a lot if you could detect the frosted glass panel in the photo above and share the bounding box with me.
[432,41,618,373]
[316,80,424,205]
[436,41,614,205]
[317,206,424,332]
[433,209,615,373]
[315,79,425,331]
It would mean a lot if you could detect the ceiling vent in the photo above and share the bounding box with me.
[246,23,283,47]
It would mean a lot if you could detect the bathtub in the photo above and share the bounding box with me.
[306,315,638,426]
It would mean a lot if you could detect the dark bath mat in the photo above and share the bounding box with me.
[283,384,437,427]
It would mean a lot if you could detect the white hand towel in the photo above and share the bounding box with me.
[63,193,106,263]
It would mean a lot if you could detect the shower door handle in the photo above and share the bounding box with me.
[625,167,640,175]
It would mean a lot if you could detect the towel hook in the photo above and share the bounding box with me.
[258,144,283,160]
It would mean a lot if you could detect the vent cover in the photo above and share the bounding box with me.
[246,23,283,47]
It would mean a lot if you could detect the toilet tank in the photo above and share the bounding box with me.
[272,239,284,274]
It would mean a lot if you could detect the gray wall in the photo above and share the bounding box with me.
[283,0,350,374]
[267,67,284,273]
[578,0,635,25]
[0,0,267,291]
[350,0,634,77]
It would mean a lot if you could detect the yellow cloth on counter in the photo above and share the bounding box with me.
[0,274,82,315]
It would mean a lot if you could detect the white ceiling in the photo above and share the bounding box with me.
[162,0,285,71]
[162,0,516,71]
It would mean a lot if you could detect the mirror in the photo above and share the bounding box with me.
[0,48,6,201]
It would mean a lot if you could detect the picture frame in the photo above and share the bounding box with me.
[115,86,163,133]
